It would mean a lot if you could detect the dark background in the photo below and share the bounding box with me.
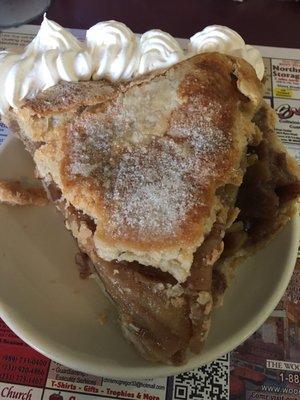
[32,0,300,48]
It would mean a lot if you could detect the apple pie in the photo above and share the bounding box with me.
[2,52,300,364]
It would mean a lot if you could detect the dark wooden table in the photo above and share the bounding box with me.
[32,0,300,48]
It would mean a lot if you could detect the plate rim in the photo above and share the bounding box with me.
[0,214,299,379]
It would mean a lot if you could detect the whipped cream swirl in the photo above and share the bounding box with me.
[87,21,139,80]
[138,30,185,75]
[0,17,264,115]
[0,16,92,114]
[189,25,264,80]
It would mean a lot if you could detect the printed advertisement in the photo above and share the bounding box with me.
[274,98,300,162]
[272,58,300,100]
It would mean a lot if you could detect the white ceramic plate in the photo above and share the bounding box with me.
[0,135,299,379]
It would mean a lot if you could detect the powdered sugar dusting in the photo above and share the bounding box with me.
[66,72,233,242]
[169,97,229,156]
[70,113,112,178]
[108,139,196,238]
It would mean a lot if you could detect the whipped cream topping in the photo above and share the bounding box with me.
[189,25,264,80]
[138,30,185,75]
[0,16,264,115]
[0,17,92,114]
[87,21,139,80]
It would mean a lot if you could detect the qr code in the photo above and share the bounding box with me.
[173,354,229,400]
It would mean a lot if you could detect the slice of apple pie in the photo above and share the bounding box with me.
[2,52,300,364]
